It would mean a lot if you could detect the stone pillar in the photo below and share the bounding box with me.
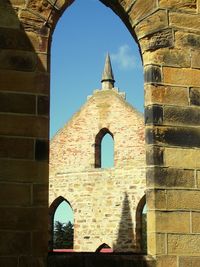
[0,1,50,266]
[139,1,200,266]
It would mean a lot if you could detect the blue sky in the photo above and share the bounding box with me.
[50,0,144,224]
[50,0,144,139]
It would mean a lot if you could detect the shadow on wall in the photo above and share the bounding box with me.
[113,192,135,252]
[1,1,48,75]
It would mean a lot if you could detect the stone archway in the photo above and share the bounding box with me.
[1,1,200,266]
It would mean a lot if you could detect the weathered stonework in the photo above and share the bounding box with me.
[49,87,145,252]
[1,0,200,266]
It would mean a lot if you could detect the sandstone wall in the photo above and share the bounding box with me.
[1,0,200,266]
[49,89,146,252]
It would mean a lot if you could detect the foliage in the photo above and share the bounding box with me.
[53,221,74,249]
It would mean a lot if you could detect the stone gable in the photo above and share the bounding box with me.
[49,87,146,252]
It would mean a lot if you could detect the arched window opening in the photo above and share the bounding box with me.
[96,243,113,253]
[49,197,74,252]
[50,1,144,139]
[135,195,147,254]
[95,128,114,168]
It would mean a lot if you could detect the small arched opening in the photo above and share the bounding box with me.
[49,196,74,252]
[135,195,147,254]
[96,243,113,253]
[95,128,114,168]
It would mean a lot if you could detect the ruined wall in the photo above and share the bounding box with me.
[49,88,145,252]
[1,0,200,266]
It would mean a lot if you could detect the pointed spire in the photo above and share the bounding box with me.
[101,53,115,90]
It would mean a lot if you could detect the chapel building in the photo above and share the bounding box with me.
[49,54,146,252]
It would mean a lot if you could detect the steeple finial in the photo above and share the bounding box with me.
[101,53,115,90]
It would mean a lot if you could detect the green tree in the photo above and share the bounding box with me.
[54,221,74,249]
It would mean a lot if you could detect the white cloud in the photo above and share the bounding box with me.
[110,45,136,70]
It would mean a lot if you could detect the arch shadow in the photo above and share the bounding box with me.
[96,243,112,253]
[135,195,147,253]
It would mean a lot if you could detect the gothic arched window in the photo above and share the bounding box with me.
[95,128,114,168]
[49,196,74,251]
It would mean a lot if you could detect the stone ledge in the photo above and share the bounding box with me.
[48,253,155,267]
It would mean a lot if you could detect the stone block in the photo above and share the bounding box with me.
[129,0,157,25]
[0,137,34,159]
[33,184,48,206]
[145,105,163,125]
[155,211,190,233]
[168,234,200,255]
[37,53,48,72]
[191,50,200,69]
[0,207,48,231]
[117,0,135,11]
[164,147,200,168]
[0,70,49,94]
[0,28,33,51]
[0,49,37,72]
[179,256,200,267]
[159,0,196,12]
[25,0,52,17]
[164,106,200,126]
[140,29,174,52]
[192,212,200,233]
[196,171,200,188]
[0,231,31,255]
[0,257,18,267]
[146,145,164,166]
[146,189,167,209]
[145,85,189,106]
[18,256,46,267]
[189,87,200,106]
[38,95,49,116]
[170,12,200,31]
[0,7,20,28]
[0,114,49,138]
[143,48,191,68]
[35,139,49,161]
[147,211,156,233]
[167,190,200,209]
[0,0,26,7]
[135,10,168,38]
[146,126,200,148]
[175,31,200,49]
[32,231,48,256]
[146,167,195,188]
[147,233,166,255]
[27,31,45,52]
[163,67,200,86]
[144,66,162,83]
[0,92,36,114]
[0,159,48,183]
[19,9,44,22]
[156,255,177,267]
[0,183,31,206]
